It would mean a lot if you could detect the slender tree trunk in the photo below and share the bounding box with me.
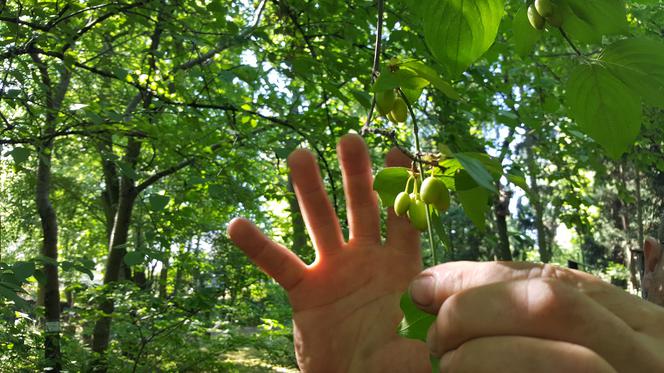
[636,167,645,281]
[91,139,140,370]
[524,136,550,263]
[158,249,170,299]
[493,187,512,261]
[287,176,307,256]
[31,54,70,372]
[618,162,641,290]
[36,136,62,371]
[172,241,190,297]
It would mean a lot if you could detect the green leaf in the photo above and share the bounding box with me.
[430,209,452,251]
[455,153,497,192]
[431,357,440,373]
[507,168,529,191]
[566,62,642,159]
[600,38,664,108]
[558,0,626,43]
[350,89,372,110]
[511,6,542,57]
[397,292,436,342]
[32,269,46,284]
[74,264,94,280]
[12,261,35,281]
[372,69,429,92]
[422,0,505,77]
[124,251,144,266]
[149,194,170,211]
[401,61,460,100]
[456,171,490,229]
[8,147,30,165]
[373,167,411,207]
[0,285,29,309]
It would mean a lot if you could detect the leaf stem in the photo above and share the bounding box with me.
[558,28,582,57]
[398,89,437,265]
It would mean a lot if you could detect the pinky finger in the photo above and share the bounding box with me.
[439,336,616,373]
[227,218,307,290]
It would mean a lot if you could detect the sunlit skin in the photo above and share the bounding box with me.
[229,134,664,372]
[228,134,430,372]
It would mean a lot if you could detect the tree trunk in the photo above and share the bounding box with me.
[36,137,62,372]
[158,250,169,299]
[91,139,141,370]
[287,176,307,256]
[30,54,70,372]
[525,136,550,263]
[493,187,513,261]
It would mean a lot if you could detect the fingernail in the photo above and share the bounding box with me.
[410,274,435,307]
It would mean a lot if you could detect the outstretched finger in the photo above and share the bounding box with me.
[288,149,345,255]
[228,218,307,291]
[337,134,380,244]
[385,147,419,250]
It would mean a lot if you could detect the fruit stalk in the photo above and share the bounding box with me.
[397,88,438,265]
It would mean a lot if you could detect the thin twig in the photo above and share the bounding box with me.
[558,28,582,57]
[398,89,437,265]
[361,0,384,131]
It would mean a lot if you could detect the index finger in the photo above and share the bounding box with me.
[409,261,658,331]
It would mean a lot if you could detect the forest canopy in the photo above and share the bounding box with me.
[1,0,663,371]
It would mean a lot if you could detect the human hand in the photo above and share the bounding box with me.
[409,261,664,372]
[228,134,430,372]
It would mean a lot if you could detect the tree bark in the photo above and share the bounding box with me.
[525,136,550,263]
[31,53,70,373]
[91,139,141,370]
[158,248,170,299]
[493,187,513,261]
[287,176,307,256]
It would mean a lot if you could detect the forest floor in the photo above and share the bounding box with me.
[221,346,299,372]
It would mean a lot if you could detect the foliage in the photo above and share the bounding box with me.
[1,0,664,371]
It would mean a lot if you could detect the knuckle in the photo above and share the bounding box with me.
[525,277,575,319]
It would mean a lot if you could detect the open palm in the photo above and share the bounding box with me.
[228,134,430,372]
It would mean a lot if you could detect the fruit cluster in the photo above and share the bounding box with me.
[376,89,408,123]
[527,0,563,30]
[394,175,450,231]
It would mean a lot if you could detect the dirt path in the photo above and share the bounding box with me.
[221,346,299,372]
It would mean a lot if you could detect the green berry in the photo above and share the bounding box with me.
[376,90,396,116]
[535,0,563,27]
[534,0,554,18]
[407,196,428,231]
[394,191,411,217]
[390,97,408,123]
[527,4,546,30]
[387,111,398,124]
[420,176,450,212]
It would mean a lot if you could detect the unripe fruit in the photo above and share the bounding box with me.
[534,0,554,18]
[391,97,408,123]
[387,111,398,124]
[376,90,396,116]
[420,177,450,212]
[394,191,411,217]
[545,10,563,27]
[527,4,545,30]
[535,0,563,27]
[407,196,428,231]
